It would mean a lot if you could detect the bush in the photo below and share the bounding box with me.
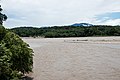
[0,26,33,79]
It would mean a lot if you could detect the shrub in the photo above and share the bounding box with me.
[0,26,33,79]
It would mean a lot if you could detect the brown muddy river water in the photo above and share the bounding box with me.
[23,37,120,80]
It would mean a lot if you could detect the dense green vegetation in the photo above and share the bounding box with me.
[11,25,120,38]
[0,5,33,80]
[0,26,33,80]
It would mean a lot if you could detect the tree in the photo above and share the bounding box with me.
[0,5,7,25]
[2,32,33,74]
[0,27,33,79]
[0,4,33,79]
[0,26,22,80]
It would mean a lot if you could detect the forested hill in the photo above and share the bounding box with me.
[10,25,120,38]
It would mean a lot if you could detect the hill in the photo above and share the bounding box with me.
[71,23,93,27]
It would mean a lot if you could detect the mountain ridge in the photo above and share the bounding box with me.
[71,23,93,27]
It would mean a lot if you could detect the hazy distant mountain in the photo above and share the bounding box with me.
[71,23,93,27]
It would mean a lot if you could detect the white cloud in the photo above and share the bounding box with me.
[1,0,120,28]
[100,19,120,26]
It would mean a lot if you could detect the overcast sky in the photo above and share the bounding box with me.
[1,0,120,28]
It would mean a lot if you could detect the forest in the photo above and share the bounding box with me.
[11,25,120,38]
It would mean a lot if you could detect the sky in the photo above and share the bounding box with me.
[1,0,120,28]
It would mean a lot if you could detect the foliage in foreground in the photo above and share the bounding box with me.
[0,26,33,80]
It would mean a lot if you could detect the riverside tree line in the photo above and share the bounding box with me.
[11,25,120,38]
